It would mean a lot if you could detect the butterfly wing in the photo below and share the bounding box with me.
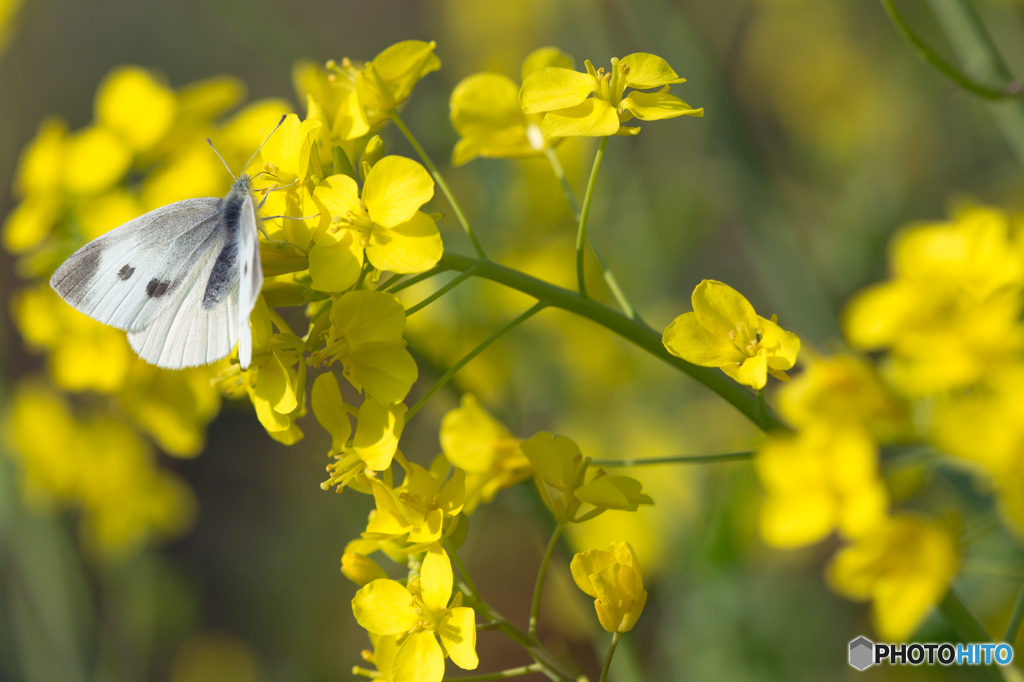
[50,198,222,332]
[235,194,264,369]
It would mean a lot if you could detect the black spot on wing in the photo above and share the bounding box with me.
[117,265,135,280]
[146,279,170,298]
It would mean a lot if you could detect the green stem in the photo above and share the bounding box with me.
[528,523,566,638]
[437,251,786,431]
[354,261,373,290]
[928,0,1024,169]
[938,589,1003,681]
[881,0,1019,99]
[591,451,755,467]
[387,265,447,294]
[376,273,404,291]
[388,109,488,259]
[405,269,476,316]
[443,664,543,682]
[599,632,621,682]
[406,302,546,420]
[576,137,609,299]
[1005,585,1024,643]
[545,147,640,322]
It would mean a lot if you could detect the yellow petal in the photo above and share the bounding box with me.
[392,630,444,682]
[662,312,745,366]
[332,291,406,348]
[353,397,406,471]
[63,126,131,196]
[620,53,687,89]
[419,544,453,612]
[440,607,479,670]
[366,211,443,274]
[690,280,758,342]
[760,490,836,548]
[15,117,66,195]
[351,579,419,635]
[313,174,361,238]
[362,156,434,229]
[366,40,441,108]
[758,315,800,371]
[439,395,515,473]
[311,372,352,451]
[842,282,917,350]
[436,468,466,516]
[540,99,620,138]
[618,590,647,632]
[574,475,653,511]
[259,113,321,182]
[450,73,524,140]
[95,66,176,152]
[569,548,616,598]
[521,47,575,81]
[342,553,388,586]
[621,90,703,121]
[308,234,364,292]
[520,67,596,114]
[520,432,581,491]
[2,193,60,254]
[721,352,768,390]
[345,342,419,405]
[606,541,643,592]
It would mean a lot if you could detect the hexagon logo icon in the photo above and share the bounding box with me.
[849,637,874,670]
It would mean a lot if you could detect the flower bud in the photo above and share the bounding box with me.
[342,552,389,586]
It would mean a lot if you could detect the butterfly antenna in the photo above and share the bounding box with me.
[205,138,236,180]
[244,115,288,176]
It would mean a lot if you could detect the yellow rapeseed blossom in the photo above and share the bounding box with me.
[312,290,418,405]
[439,394,531,513]
[520,52,702,137]
[351,544,477,682]
[827,514,958,641]
[344,41,441,139]
[663,279,800,390]
[756,425,888,548]
[570,541,647,633]
[449,47,573,166]
[313,155,443,276]
[363,460,465,548]
[776,354,911,443]
[244,298,307,445]
[843,206,1024,395]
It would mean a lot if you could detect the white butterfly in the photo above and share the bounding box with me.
[49,117,288,370]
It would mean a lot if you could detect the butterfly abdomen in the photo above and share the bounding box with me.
[201,186,248,309]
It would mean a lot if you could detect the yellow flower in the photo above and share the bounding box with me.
[353,634,401,682]
[843,205,1024,395]
[521,432,653,524]
[344,41,441,140]
[95,66,177,153]
[363,460,465,548]
[776,354,911,443]
[318,390,408,493]
[570,541,647,632]
[520,52,702,138]
[439,394,531,513]
[351,544,477,682]
[827,514,957,641]
[662,279,800,390]
[244,298,307,445]
[756,424,888,548]
[313,155,442,276]
[312,290,419,405]
[449,47,573,166]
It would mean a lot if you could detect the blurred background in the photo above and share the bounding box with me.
[2,0,1024,680]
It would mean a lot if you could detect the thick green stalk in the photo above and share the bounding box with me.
[545,147,640,321]
[590,451,755,467]
[528,523,566,638]
[388,110,488,259]
[437,252,786,431]
[576,137,609,299]
[928,0,1024,169]
[599,632,621,682]
[881,0,1018,100]
[406,302,546,420]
